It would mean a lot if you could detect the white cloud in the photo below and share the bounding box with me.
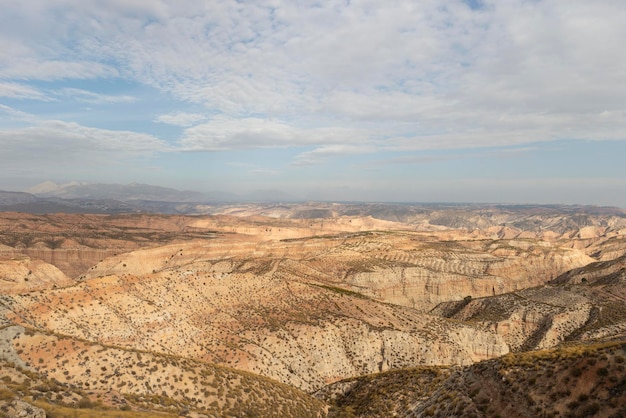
[0,104,40,123]
[0,82,49,101]
[155,112,206,127]
[178,116,368,151]
[1,0,626,167]
[0,105,168,175]
[0,38,118,81]
[291,144,377,167]
[57,88,135,104]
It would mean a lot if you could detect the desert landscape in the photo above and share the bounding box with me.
[0,201,626,417]
[3,0,626,416]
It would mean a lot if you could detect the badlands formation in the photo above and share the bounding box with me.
[0,203,626,416]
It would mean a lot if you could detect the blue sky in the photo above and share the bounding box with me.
[1,0,625,206]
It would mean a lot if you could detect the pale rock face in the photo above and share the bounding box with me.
[236,317,509,391]
[536,306,592,349]
[489,303,592,351]
[0,400,46,418]
[0,257,73,293]
[345,244,592,312]
[435,278,619,354]
[580,226,612,239]
[21,247,119,279]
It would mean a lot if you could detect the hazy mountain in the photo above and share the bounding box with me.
[28,181,210,202]
[26,180,85,194]
[2,182,249,213]
[0,190,39,205]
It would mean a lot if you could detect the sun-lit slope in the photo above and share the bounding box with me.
[1,209,624,398]
[210,202,626,237]
[0,225,598,391]
[0,326,326,417]
[0,255,74,293]
[0,237,511,392]
[429,252,626,354]
[320,339,626,418]
[0,212,218,278]
[0,208,619,282]
[294,234,593,311]
[182,230,593,311]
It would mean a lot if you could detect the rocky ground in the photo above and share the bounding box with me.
[319,340,626,417]
[0,204,625,416]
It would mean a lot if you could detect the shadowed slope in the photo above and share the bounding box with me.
[320,340,626,417]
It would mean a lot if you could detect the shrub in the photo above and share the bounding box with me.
[77,397,94,409]
[0,388,15,401]
[581,402,600,415]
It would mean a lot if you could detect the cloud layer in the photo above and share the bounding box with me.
[1,0,625,203]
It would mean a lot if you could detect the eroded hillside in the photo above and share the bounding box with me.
[319,340,626,418]
[0,212,217,278]
[0,326,326,417]
[431,254,626,352]
[0,205,625,416]
[0,237,510,392]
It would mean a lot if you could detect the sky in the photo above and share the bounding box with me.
[1,0,625,206]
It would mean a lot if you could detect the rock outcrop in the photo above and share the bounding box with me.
[0,256,73,293]
[0,400,46,418]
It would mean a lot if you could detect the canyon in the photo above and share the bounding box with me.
[0,203,625,416]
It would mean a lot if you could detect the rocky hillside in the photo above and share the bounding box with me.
[211,202,626,236]
[0,326,326,417]
[0,238,510,392]
[0,206,625,416]
[0,212,217,277]
[319,339,626,417]
[429,253,626,352]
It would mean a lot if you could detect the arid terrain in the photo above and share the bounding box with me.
[1,202,626,417]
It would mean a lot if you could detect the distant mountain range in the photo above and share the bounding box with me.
[27,181,211,202]
[0,181,299,214]
[2,181,625,216]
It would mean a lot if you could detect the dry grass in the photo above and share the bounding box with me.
[34,401,176,418]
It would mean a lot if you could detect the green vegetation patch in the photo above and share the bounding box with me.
[309,283,371,300]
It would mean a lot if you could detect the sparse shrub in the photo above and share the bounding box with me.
[567,400,579,410]
[0,388,15,401]
[77,396,94,408]
[581,402,601,415]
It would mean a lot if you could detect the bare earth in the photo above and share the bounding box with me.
[1,203,626,416]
